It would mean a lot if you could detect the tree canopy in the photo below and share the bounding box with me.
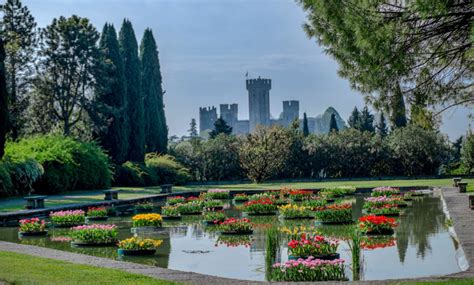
[209,117,232,139]
[0,37,8,158]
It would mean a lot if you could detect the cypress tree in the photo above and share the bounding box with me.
[188,118,198,137]
[119,19,144,162]
[359,106,375,133]
[0,38,8,159]
[329,113,339,133]
[390,84,408,129]
[376,112,388,137]
[140,28,168,153]
[303,112,309,137]
[348,107,360,129]
[94,23,129,164]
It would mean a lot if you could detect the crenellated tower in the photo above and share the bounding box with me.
[246,76,271,132]
[282,100,299,126]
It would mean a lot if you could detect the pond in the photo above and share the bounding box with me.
[0,192,464,281]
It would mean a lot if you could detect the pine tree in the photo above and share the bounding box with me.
[329,113,339,133]
[359,106,375,133]
[140,28,168,154]
[0,38,8,159]
[1,0,37,139]
[119,19,144,162]
[376,111,388,137]
[348,107,361,130]
[188,118,198,137]
[302,112,309,137]
[390,84,408,129]
[94,23,129,164]
[210,117,232,139]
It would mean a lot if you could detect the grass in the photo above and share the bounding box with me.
[0,250,178,285]
[0,178,472,213]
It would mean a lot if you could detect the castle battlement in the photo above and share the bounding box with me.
[283,100,299,108]
[246,77,271,90]
[199,106,217,112]
[219,103,238,112]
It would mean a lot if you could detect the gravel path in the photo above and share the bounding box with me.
[0,187,472,285]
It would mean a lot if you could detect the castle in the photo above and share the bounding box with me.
[199,77,345,135]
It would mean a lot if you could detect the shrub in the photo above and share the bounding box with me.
[166,196,185,205]
[4,135,111,194]
[50,210,85,227]
[314,204,352,223]
[70,224,118,244]
[8,159,44,196]
[145,153,191,185]
[204,189,230,199]
[0,162,13,198]
[161,206,180,217]
[218,218,253,234]
[132,214,163,227]
[279,204,313,219]
[176,201,202,215]
[86,207,108,218]
[287,234,338,258]
[242,198,277,215]
[203,210,226,224]
[271,258,346,282]
[114,161,155,187]
[118,237,163,250]
[358,215,397,234]
[19,218,46,233]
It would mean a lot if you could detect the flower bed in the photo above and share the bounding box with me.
[118,237,163,255]
[132,213,163,228]
[301,198,327,210]
[368,204,401,216]
[287,234,339,259]
[361,236,396,250]
[86,207,108,220]
[279,204,313,219]
[204,189,230,199]
[203,199,224,210]
[166,196,185,206]
[218,218,254,234]
[177,201,202,215]
[271,257,346,282]
[18,218,47,236]
[359,215,398,235]
[248,192,275,201]
[242,198,277,215]
[314,204,352,224]
[203,210,226,225]
[161,206,181,219]
[233,193,249,202]
[288,190,313,201]
[70,224,117,245]
[50,210,85,227]
[371,187,400,197]
[134,202,154,213]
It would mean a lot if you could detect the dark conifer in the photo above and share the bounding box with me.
[329,113,339,133]
[0,38,8,159]
[303,112,310,137]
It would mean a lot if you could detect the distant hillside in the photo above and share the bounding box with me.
[306,107,346,134]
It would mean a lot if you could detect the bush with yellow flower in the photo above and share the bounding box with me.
[132,213,163,227]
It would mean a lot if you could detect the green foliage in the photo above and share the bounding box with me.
[1,0,37,139]
[239,126,292,183]
[145,153,191,185]
[140,28,167,153]
[115,161,153,187]
[390,86,407,129]
[4,135,111,193]
[209,117,232,139]
[36,15,100,136]
[0,38,8,159]
[119,19,145,162]
[388,125,449,175]
[93,23,129,164]
[201,134,243,181]
[302,112,309,137]
[188,118,198,137]
[8,158,43,195]
[376,112,388,137]
[461,131,474,173]
[329,113,338,133]
[348,107,360,130]
[0,162,13,197]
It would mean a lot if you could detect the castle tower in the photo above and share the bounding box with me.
[199,106,217,134]
[219,104,238,130]
[282,100,299,126]
[246,77,271,132]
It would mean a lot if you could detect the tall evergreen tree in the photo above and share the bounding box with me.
[376,112,388,137]
[140,28,167,153]
[302,112,309,137]
[1,0,37,139]
[0,38,8,158]
[390,84,408,129]
[329,113,338,133]
[119,19,144,162]
[347,107,360,130]
[359,106,375,133]
[188,118,198,137]
[94,23,129,164]
[210,117,232,139]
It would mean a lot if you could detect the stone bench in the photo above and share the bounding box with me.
[160,184,173,194]
[103,190,119,200]
[24,196,47,209]
[458,182,468,193]
[453,177,462,187]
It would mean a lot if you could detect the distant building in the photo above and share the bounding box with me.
[199,77,345,135]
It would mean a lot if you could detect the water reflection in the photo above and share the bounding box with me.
[0,193,462,281]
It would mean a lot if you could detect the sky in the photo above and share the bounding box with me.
[24,0,471,140]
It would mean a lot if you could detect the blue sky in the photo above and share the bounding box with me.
[24,0,471,139]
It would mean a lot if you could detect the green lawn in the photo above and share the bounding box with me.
[0,250,178,285]
[0,178,472,213]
